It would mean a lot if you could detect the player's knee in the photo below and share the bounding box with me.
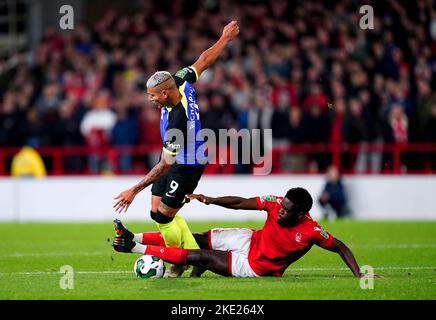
[187,250,209,267]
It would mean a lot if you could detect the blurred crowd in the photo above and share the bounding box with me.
[1,0,436,173]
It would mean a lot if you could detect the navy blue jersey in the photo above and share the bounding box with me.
[160,66,207,166]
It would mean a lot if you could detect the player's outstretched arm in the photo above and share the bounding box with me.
[186,194,258,210]
[328,238,383,279]
[113,152,174,213]
[191,20,239,78]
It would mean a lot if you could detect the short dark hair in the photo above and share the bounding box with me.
[285,187,313,213]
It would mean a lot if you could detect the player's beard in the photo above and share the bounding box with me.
[152,101,162,109]
[277,217,293,227]
[277,215,300,227]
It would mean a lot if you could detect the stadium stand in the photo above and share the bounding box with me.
[1,0,436,175]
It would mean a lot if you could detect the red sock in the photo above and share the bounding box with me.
[141,232,165,246]
[144,245,188,265]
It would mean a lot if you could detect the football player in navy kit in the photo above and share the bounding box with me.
[113,21,240,277]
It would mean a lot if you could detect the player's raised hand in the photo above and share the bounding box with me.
[222,20,239,42]
[185,194,213,205]
[113,188,136,213]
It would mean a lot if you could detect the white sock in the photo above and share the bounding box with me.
[133,233,143,243]
[131,242,147,254]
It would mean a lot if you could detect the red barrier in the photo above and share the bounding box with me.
[1,143,436,175]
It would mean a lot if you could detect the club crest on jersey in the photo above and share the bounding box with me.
[295,232,302,242]
[314,227,329,239]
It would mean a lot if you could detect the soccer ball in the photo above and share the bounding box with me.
[133,255,165,279]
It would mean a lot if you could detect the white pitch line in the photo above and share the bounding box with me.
[2,252,110,258]
[3,243,435,259]
[0,266,434,276]
[290,266,436,272]
[0,270,131,276]
[352,244,436,249]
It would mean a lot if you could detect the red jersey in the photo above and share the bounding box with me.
[247,195,335,277]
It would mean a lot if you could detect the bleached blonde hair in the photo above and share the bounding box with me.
[146,71,173,88]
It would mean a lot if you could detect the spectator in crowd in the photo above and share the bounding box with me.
[415,79,435,141]
[80,89,117,173]
[110,101,139,173]
[248,92,273,172]
[318,165,349,220]
[389,103,409,145]
[22,109,47,148]
[138,106,162,170]
[302,101,330,172]
[203,92,236,136]
[0,90,26,147]
[271,91,292,143]
[35,82,63,116]
[287,107,306,171]
[11,145,47,178]
[51,99,85,172]
[342,97,371,173]
[303,83,329,114]
[425,103,436,170]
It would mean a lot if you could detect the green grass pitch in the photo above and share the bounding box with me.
[0,220,435,300]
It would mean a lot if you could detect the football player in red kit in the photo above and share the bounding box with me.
[112,187,382,279]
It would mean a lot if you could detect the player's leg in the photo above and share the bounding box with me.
[151,176,183,249]
[193,232,209,249]
[113,228,255,277]
[113,196,167,245]
[157,174,201,250]
[164,172,208,277]
[113,236,231,277]
[152,170,207,277]
[138,231,165,245]
[150,194,161,217]
[205,227,260,277]
[155,202,182,247]
[175,169,204,250]
[173,214,199,250]
[186,250,230,276]
[154,202,191,277]
[113,219,164,245]
[130,231,205,247]
[149,176,188,277]
[136,244,230,277]
[155,174,201,250]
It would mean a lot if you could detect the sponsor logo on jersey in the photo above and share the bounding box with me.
[314,227,329,239]
[166,142,181,150]
[261,195,277,202]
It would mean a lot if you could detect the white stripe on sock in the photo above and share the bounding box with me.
[131,242,147,254]
[133,233,143,243]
